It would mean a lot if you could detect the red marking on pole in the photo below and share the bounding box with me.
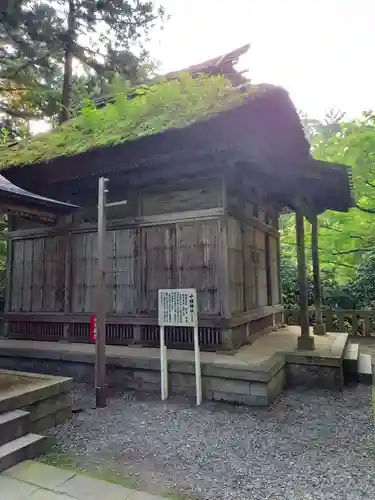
[90,315,97,343]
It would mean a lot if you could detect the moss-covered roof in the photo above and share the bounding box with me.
[0,74,256,170]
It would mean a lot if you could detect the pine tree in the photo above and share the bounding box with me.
[0,0,164,125]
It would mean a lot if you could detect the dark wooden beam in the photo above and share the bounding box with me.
[4,312,228,328]
[311,213,326,335]
[7,207,226,241]
[265,233,272,306]
[295,209,314,350]
[63,222,73,340]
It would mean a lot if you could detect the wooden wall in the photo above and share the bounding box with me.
[226,215,280,314]
[8,172,280,325]
[10,220,221,316]
[10,236,66,312]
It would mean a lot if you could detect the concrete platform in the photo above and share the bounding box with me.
[0,327,349,406]
[0,370,72,433]
[2,460,167,499]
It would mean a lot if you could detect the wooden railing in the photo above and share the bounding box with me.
[284,308,375,337]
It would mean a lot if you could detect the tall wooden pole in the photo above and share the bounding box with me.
[311,214,326,335]
[95,177,108,407]
[295,209,314,350]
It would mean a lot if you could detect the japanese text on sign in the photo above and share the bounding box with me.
[158,289,198,327]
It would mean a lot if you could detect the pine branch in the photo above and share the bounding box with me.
[320,260,356,269]
[0,104,40,119]
[355,203,375,214]
[319,222,364,239]
[332,247,375,255]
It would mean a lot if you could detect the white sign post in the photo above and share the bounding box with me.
[158,289,201,405]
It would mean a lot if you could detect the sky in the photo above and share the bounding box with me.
[150,0,375,119]
[31,0,374,133]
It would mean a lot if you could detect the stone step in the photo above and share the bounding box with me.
[0,410,30,447]
[358,352,372,385]
[0,434,46,473]
[343,342,359,382]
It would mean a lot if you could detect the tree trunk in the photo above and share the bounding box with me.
[60,0,75,123]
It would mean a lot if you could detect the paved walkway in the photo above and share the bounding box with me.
[1,460,166,500]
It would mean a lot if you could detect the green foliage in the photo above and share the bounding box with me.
[348,252,375,308]
[0,74,252,169]
[282,109,375,295]
[311,113,375,272]
[280,249,357,310]
[0,0,165,126]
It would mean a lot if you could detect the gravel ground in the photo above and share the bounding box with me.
[47,384,375,500]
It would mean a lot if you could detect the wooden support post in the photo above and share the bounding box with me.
[63,217,73,341]
[311,214,326,335]
[219,216,231,320]
[3,227,13,337]
[295,210,314,350]
[265,233,272,306]
[95,177,108,408]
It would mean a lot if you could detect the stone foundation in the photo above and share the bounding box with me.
[0,369,72,432]
[0,354,285,407]
[286,363,343,390]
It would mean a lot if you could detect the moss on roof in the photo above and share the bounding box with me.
[0,74,254,170]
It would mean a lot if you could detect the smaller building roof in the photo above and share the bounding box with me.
[0,174,78,223]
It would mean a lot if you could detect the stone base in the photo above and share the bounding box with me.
[297,335,315,350]
[313,323,326,336]
[0,353,285,408]
[287,363,343,390]
[0,332,349,406]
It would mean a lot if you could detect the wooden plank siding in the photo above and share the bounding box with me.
[177,220,219,314]
[8,174,281,350]
[10,220,222,316]
[11,236,66,312]
[227,217,244,314]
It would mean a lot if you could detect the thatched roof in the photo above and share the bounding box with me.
[0,45,253,171]
[0,73,255,170]
[0,44,354,213]
[74,44,250,112]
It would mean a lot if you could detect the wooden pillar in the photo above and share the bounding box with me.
[295,209,314,350]
[311,214,326,335]
[265,233,272,306]
[96,177,108,407]
[63,230,72,341]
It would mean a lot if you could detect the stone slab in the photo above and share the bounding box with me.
[27,490,77,499]
[313,323,326,335]
[27,392,71,422]
[0,434,46,473]
[331,333,349,356]
[0,410,30,447]
[297,335,315,351]
[286,364,343,390]
[344,343,359,360]
[0,474,39,499]
[0,409,29,426]
[0,370,72,415]
[205,377,251,395]
[4,460,75,489]
[56,474,133,500]
[128,492,166,500]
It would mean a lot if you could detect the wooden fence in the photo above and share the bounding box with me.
[284,308,375,337]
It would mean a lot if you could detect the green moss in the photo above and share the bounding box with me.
[0,74,254,170]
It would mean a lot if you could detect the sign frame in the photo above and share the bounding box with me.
[158,288,201,405]
[158,288,198,328]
